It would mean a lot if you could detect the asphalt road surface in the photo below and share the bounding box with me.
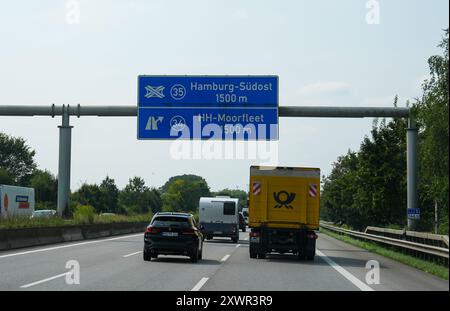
[0,230,447,291]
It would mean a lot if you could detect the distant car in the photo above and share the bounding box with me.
[30,209,57,219]
[239,212,246,232]
[99,213,116,217]
[143,212,203,263]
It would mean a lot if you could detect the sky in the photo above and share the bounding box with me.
[0,0,448,192]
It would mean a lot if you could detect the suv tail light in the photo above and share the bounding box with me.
[145,226,160,234]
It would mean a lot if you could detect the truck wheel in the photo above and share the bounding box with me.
[305,248,315,261]
[143,251,152,262]
[305,236,316,260]
[257,253,266,259]
[232,237,239,243]
[297,247,307,260]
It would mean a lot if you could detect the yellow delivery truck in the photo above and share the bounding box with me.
[248,166,320,260]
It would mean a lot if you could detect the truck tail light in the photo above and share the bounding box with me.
[307,232,318,239]
[250,231,260,237]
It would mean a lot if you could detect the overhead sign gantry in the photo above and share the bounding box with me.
[0,91,418,229]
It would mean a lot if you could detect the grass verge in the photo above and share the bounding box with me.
[0,213,152,229]
[320,227,449,280]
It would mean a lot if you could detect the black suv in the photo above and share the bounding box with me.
[143,212,203,262]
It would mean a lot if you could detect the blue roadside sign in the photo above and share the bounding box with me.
[137,75,278,140]
[407,208,420,219]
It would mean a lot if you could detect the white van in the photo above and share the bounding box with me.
[0,185,35,218]
[199,196,239,243]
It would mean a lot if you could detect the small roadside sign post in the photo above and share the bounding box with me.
[137,76,278,140]
[407,208,420,220]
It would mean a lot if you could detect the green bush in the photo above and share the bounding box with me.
[386,224,404,230]
[438,218,449,235]
[192,211,199,224]
[73,204,95,224]
[0,216,67,229]
[94,212,152,224]
[0,212,151,229]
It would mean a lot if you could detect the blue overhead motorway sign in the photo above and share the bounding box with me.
[137,75,278,140]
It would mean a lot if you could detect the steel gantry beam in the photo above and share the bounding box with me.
[0,104,418,229]
[0,105,410,118]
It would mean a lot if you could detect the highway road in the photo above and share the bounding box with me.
[0,230,447,291]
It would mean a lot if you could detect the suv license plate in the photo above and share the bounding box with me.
[162,232,178,237]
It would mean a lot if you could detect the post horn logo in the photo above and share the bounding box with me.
[273,191,296,209]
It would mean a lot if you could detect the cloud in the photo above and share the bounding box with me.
[232,9,248,19]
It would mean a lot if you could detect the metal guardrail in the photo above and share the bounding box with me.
[365,226,449,248]
[320,222,449,262]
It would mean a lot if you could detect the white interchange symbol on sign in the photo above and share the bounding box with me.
[145,85,165,99]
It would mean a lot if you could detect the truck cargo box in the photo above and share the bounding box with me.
[249,166,320,230]
[248,166,320,260]
[0,185,35,218]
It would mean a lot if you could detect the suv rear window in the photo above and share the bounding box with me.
[223,202,236,215]
[152,216,191,228]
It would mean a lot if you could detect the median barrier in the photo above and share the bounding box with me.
[37,227,64,245]
[62,227,84,242]
[5,228,41,249]
[0,221,148,251]
[0,230,8,250]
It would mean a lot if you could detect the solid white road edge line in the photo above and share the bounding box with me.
[123,251,142,258]
[20,272,69,289]
[0,233,143,259]
[221,254,231,262]
[191,277,209,291]
[316,249,374,291]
